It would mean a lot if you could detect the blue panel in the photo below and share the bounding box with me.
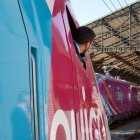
[0,2,26,40]
[18,0,39,46]
[30,1,52,140]
[33,0,52,48]
[0,0,33,140]
[0,0,52,139]
[19,0,52,140]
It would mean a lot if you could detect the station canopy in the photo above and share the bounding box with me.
[86,1,140,85]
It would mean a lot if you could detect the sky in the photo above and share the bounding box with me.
[70,0,138,25]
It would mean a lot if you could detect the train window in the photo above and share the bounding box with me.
[66,7,86,69]
[66,7,77,40]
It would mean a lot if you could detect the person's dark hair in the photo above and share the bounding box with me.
[74,26,96,44]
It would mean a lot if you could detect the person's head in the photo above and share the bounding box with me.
[74,26,96,53]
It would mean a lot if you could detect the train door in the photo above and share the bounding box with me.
[108,80,117,117]
[124,84,131,114]
[121,83,128,114]
[136,88,140,111]
[0,1,37,139]
[116,83,123,114]
[131,86,139,113]
[115,82,123,115]
[60,2,110,140]
[109,80,122,117]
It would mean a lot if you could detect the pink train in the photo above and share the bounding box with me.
[96,73,140,124]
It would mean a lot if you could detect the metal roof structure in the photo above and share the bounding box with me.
[86,1,140,85]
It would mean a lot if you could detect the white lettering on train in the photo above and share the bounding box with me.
[50,110,71,140]
[50,86,106,140]
[50,107,106,140]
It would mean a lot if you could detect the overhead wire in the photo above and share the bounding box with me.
[109,0,118,11]
[102,0,131,46]
[109,0,129,28]
[123,0,129,6]
[102,0,124,32]
[110,0,132,44]
[116,0,139,40]
[116,0,123,8]
[102,0,113,13]
[96,0,140,78]
[102,0,126,25]
[102,0,139,46]
[117,0,138,29]
[101,0,140,75]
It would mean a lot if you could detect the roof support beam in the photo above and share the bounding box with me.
[103,21,130,46]
[131,10,140,26]
[107,52,140,71]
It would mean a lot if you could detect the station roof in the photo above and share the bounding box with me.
[86,1,140,85]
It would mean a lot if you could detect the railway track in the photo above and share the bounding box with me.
[126,130,140,140]
[110,113,140,129]
[110,113,140,140]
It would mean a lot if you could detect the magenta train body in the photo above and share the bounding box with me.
[96,73,140,123]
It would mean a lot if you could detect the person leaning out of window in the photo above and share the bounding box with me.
[73,26,96,69]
